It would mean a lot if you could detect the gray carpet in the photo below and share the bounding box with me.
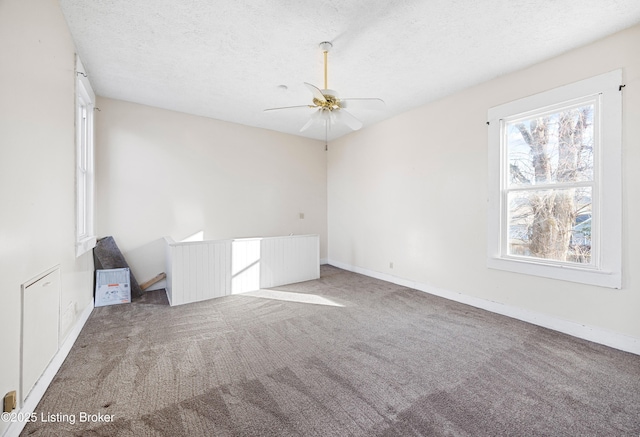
[22,265,640,436]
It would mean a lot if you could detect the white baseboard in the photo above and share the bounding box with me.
[3,300,94,437]
[328,259,640,356]
[320,258,328,265]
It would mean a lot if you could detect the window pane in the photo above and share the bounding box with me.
[507,187,592,264]
[79,104,88,171]
[506,103,594,186]
[77,171,87,237]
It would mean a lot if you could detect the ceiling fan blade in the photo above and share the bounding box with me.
[340,98,385,110]
[300,109,327,132]
[335,109,363,131]
[300,118,315,132]
[304,82,327,103]
[264,105,313,112]
[328,110,336,129]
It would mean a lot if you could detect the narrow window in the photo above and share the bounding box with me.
[76,56,97,257]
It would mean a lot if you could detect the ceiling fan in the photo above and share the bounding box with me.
[265,41,384,133]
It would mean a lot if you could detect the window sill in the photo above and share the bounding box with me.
[487,256,621,289]
[76,236,97,258]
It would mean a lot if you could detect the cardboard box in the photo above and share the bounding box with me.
[95,268,131,307]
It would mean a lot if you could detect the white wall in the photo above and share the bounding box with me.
[328,24,640,340]
[0,1,95,434]
[95,98,327,289]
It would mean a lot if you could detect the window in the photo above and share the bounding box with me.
[487,70,622,288]
[76,56,97,257]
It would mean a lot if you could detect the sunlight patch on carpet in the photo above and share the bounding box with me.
[240,289,344,307]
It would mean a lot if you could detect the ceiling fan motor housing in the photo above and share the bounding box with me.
[315,89,341,110]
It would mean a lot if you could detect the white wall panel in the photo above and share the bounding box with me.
[261,235,320,288]
[165,235,319,306]
[164,237,174,305]
[21,267,60,403]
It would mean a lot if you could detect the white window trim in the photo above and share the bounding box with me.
[487,70,622,288]
[75,56,97,257]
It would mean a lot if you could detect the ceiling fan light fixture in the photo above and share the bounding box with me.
[314,89,340,110]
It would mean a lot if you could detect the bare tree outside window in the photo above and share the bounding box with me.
[505,103,594,264]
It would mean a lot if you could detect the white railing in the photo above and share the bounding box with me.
[164,234,319,306]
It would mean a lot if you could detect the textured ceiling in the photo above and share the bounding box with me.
[60,0,640,141]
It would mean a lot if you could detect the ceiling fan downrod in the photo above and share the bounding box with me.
[319,41,332,90]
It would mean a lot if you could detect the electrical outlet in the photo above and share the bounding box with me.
[389,262,394,269]
[4,390,16,413]
[299,212,305,219]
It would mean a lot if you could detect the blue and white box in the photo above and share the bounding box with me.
[95,268,131,307]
